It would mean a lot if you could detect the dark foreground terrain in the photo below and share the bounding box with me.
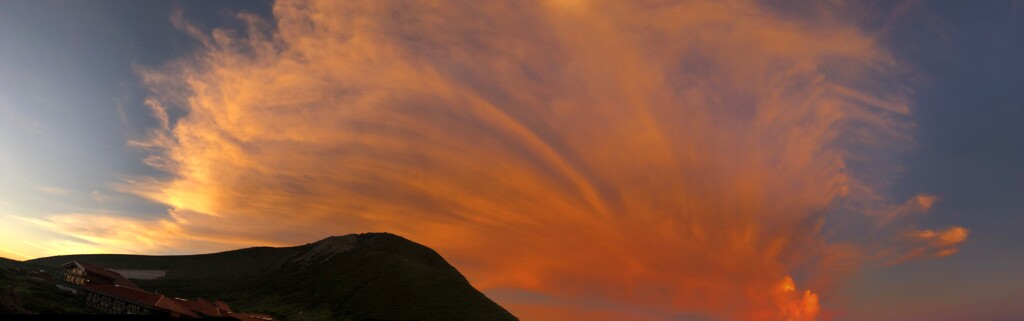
[3,233,516,321]
[0,258,89,314]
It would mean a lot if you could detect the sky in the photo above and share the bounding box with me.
[0,1,1021,321]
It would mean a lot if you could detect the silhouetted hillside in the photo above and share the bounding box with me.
[27,233,517,321]
[0,259,91,314]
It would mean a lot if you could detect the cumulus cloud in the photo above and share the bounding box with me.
[25,1,969,320]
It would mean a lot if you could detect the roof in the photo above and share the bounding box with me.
[154,296,202,318]
[213,300,232,313]
[228,312,275,321]
[67,261,265,319]
[63,261,120,280]
[62,261,142,290]
[85,284,200,318]
[174,298,228,317]
[85,284,162,306]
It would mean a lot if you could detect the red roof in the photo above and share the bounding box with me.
[174,298,226,317]
[62,261,143,290]
[85,284,162,306]
[228,312,275,321]
[66,261,120,280]
[213,300,232,313]
[154,296,202,318]
[68,261,267,319]
[85,284,199,318]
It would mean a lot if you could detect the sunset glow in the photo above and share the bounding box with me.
[2,1,1022,320]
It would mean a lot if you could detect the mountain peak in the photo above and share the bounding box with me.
[314,233,361,245]
[291,234,359,264]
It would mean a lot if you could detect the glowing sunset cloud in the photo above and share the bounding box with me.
[19,1,970,320]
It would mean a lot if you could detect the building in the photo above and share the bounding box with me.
[60,260,274,320]
[61,261,142,290]
[83,284,198,317]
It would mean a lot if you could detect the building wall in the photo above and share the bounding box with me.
[84,292,154,315]
[63,266,88,285]
[62,265,117,286]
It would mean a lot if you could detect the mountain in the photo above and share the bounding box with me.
[26,233,517,321]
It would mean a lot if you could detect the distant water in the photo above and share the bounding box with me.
[108,269,167,280]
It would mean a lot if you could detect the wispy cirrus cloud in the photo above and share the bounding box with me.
[908,226,970,259]
[22,1,968,320]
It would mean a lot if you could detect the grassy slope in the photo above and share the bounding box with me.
[0,259,91,314]
[29,245,307,279]
[0,257,61,276]
[29,233,517,321]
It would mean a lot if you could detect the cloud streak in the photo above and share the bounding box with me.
[25,1,968,320]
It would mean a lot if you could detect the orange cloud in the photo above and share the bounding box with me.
[872,194,938,226]
[911,227,970,258]
[24,1,968,320]
[775,277,820,321]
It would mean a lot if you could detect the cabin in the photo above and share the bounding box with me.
[59,260,274,320]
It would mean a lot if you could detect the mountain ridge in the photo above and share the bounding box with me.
[23,233,517,321]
